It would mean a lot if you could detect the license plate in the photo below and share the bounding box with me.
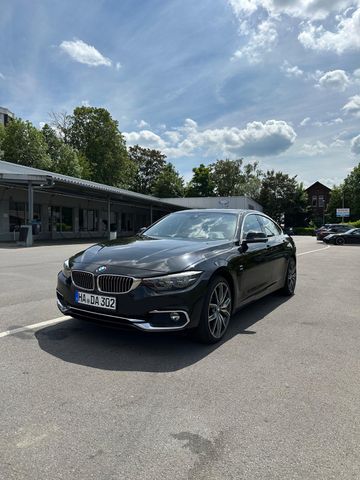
[75,291,116,310]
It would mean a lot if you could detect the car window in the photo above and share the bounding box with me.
[352,229,360,235]
[144,211,238,241]
[242,214,262,237]
[257,216,281,237]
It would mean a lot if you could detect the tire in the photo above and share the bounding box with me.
[335,237,345,245]
[194,276,232,344]
[281,257,296,296]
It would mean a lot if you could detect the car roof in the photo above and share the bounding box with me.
[172,208,262,215]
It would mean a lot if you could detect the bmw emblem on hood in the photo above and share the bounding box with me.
[97,265,107,273]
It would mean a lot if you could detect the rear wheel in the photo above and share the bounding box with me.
[281,257,296,296]
[335,236,345,245]
[194,276,232,344]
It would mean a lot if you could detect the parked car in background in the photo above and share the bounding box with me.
[316,224,351,241]
[323,228,360,245]
[57,209,296,344]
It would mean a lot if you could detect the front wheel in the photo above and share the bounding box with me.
[335,236,345,245]
[194,276,232,344]
[281,257,296,296]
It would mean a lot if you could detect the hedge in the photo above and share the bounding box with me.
[350,220,360,228]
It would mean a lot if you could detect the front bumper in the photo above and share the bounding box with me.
[56,271,206,332]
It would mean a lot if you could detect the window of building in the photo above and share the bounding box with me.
[312,195,317,207]
[318,195,324,207]
[9,201,42,232]
[79,208,98,231]
[9,201,25,232]
[48,206,74,232]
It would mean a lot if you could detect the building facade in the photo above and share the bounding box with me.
[305,181,332,224]
[0,161,179,243]
[0,106,14,126]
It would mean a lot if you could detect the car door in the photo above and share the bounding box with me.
[256,215,288,287]
[236,213,271,302]
[348,229,360,244]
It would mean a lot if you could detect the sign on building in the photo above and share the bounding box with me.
[336,208,350,217]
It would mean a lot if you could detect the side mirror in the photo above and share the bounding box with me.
[245,231,268,243]
[136,226,147,237]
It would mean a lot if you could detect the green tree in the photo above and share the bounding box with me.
[1,118,52,169]
[128,145,167,195]
[210,158,244,196]
[210,158,263,198]
[258,170,307,225]
[152,163,184,197]
[0,123,5,159]
[326,185,345,222]
[186,163,215,197]
[42,124,90,178]
[343,162,360,219]
[66,106,132,187]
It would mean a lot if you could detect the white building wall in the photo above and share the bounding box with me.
[162,196,263,211]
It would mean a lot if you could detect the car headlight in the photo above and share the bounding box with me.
[62,259,72,279]
[142,271,202,292]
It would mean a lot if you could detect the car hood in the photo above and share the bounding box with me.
[70,237,233,276]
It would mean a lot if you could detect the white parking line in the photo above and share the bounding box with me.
[297,245,331,256]
[0,316,70,339]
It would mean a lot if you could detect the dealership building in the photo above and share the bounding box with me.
[0,160,262,245]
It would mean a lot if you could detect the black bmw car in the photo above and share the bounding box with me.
[323,228,360,245]
[57,209,296,343]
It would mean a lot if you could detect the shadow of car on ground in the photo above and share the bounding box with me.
[35,293,291,373]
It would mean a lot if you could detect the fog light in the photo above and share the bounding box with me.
[170,312,181,322]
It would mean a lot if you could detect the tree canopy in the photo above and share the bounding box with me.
[66,106,133,187]
[128,145,167,195]
[258,170,308,225]
[2,118,52,170]
[186,164,215,197]
[152,163,184,198]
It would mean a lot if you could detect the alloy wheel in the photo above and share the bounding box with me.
[287,260,297,293]
[335,237,345,245]
[208,281,231,339]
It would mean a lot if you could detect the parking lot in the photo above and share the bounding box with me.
[1,236,359,480]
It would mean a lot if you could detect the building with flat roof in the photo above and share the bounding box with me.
[0,106,14,126]
[162,196,263,211]
[0,160,181,244]
[0,160,262,245]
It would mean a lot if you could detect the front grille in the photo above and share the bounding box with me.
[98,275,134,294]
[72,270,94,291]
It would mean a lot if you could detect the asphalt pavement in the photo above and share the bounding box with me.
[0,237,359,479]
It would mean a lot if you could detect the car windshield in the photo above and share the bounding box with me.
[144,212,238,241]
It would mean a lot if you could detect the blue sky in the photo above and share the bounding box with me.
[1,0,360,186]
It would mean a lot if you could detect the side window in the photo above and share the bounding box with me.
[258,216,281,237]
[242,215,262,238]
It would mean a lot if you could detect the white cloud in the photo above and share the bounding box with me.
[124,130,167,150]
[299,141,328,156]
[343,95,360,117]
[330,138,346,148]
[115,62,122,70]
[300,117,311,126]
[124,118,296,158]
[232,18,278,63]
[298,8,360,54]
[351,134,360,154]
[59,39,112,67]
[281,61,303,78]
[0,72,5,80]
[81,99,90,106]
[228,1,359,21]
[135,119,149,128]
[229,1,360,61]
[317,70,350,91]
